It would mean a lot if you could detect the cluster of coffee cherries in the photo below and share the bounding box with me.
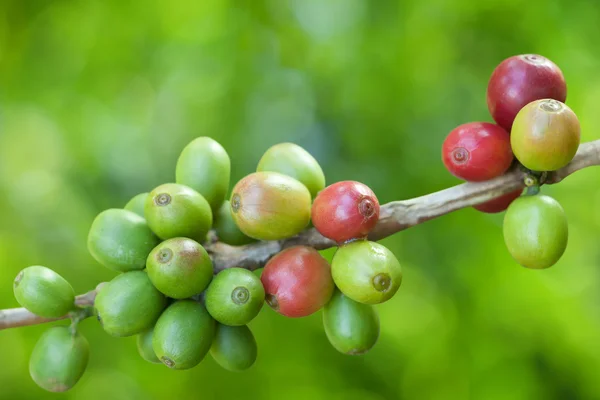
[12,137,401,392]
[442,54,580,269]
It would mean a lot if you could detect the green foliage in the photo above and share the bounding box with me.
[2,0,600,399]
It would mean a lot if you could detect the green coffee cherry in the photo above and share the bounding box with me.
[257,142,326,198]
[124,192,149,217]
[214,201,255,246]
[175,136,231,213]
[322,290,379,355]
[87,209,160,272]
[137,328,161,364]
[152,300,216,370]
[29,326,89,392]
[230,172,311,240]
[146,238,213,299]
[210,324,257,372]
[204,268,265,326]
[13,266,75,318]
[94,271,167,337]
[331,241,402,305]
[503,194,568,269]
[145,183,212,242]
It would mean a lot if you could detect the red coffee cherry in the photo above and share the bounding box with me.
[474,189,522,214]
[311,181,380,243]
[260,246,334,318]
[442,122,513,182]
[487,54,567,132]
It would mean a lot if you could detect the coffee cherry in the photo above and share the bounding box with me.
[145,183,213,242]
[261,246,334,318]
[257,142,326,198]
[213,200,255,246]
[487,54,567,131]
[94,271,167,337]
[503,194,568,269]
[441,122,513,181]
[136,328,161,364]
[87,209,160,272]
[210,324,257,372]
[175,136,231,213]
[322,290,379,355]
[511,99,580,171]
[473,188,523,214]
[146,238,213,299]
[311,181,379,244]
[204,268,265,326]
[13,266,75,318]
[29,327,89,392]
[331,241,402,305]
[230,172,311,240]
[152,300,216,370]
[124,192,149,218]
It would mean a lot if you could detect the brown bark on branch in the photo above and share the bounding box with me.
[2,139,599,331]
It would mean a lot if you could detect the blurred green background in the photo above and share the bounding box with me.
[2,0,600,399]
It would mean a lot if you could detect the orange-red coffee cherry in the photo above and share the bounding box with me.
[442,122,513,182]
[260,246,334,318]
[311,181,379,244]
[474,189,522,214]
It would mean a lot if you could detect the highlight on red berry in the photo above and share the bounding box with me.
[473,188,523,214]
[486,54,567,132]
[260,246,335,318]
[441,122,513,182]
[311,181,380,244]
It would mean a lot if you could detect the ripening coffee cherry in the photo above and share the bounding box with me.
[145,183,213,242]
[311,181,380,244]
[261,246,334,318]
[13,266,75,318]
[257,142,326,198]
[88,209,160,272]
[331,241,402,305]
[230,172,311,240]
[441,122,513,181]
[175,136,231,213]
[146,238,213,299]
[124,192,149,217]
[152,300,216,370]
[210,324,257,372]
[204,268,265,326]
[474,188,523,214]
[29,327,89,392]
[94,271,167,337]
[213,200,255,246]
[322,290,380,355]
[136,328,161,364]
[487,54,567,131]
[511,99,580,171]
[503,194,568,269]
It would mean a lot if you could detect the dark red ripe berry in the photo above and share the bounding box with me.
[474,188,522,214]
[311,181,380,243]
[260,246,334,318]
[442,122,513,182]
[487,54,567,132]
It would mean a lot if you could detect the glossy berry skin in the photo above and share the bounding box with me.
[322,290,379,355]
[511,99,580,171]
[213,200,255,246]
[503,194,568,269]
[29,327,89,393]
[331,241,402,305]
[14,266,75,318]
[311,181,379,244]
[487,54,567,131]
[136,328,161,364]
[261,246,335,318]
[442,122,513,182]
[474,188,522,214]
[210,324,257,372]
[124,193,149,218]
[146,238,213,299]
